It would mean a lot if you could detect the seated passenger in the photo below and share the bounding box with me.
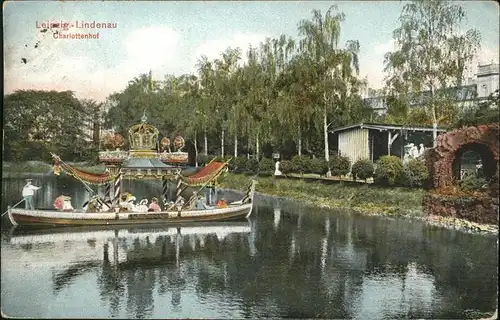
[148,197,161,212]
[194,196,208,210]
[216,198,228,208]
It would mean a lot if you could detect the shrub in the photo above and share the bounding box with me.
[291,155,310,175]
[374,155,404,186]
[459,174,487,193]
[279,160,294,175]
[246,158,259,174]
[229,156,247,172]
[258,158,275,176]
[329,155,351,178]
[403,159,429,188]
[351,159,374,182]
[308,157,329,175]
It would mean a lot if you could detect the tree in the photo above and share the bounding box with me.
[384,0,481,146]
[297,5,364,175]
[3,90,90,161]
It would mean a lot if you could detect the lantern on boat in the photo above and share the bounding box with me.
[174,135,185,151]
[160,137,171,152]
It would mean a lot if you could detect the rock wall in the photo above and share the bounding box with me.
[426,124,499,189]
[423,193,499,224]
[424,124,499,224]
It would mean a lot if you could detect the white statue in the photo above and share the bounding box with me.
[274,161,282,176]
[418,144,425,157]
[403,143,414,162]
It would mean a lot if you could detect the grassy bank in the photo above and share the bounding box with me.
[219,173,424,217]
[219,173,498,234]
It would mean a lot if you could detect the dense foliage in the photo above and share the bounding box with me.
[309,157,329,175]
[329,155,351,178]
[279,160,294,175]
[374,156,404,186]
[403,159,430,187]
[3,91,100,162]
[459,174,488,193]
[351,159,375,182]
[258,158,275,176]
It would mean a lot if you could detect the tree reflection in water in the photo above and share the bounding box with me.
[3,198,497,319]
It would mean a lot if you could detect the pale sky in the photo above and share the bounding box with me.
[3,1,499,102]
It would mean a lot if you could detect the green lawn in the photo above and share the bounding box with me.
[218,173,424,217]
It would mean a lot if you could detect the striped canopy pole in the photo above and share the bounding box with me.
[162,178,169,202]
[114,169,122,203]
[175,174,183,201]
[105,183,111,199]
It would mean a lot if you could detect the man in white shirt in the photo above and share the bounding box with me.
[22,179,41,210]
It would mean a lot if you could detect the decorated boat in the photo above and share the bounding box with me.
[6,112,256,227]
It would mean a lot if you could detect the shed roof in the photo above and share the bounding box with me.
[329,123,447,134]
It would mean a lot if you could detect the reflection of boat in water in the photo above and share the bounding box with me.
[5,221,252,245]
[2,221,254,318]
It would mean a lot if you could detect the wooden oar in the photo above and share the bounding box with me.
[1,199,25,216]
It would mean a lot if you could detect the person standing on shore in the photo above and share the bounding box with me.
[22,179,41,210]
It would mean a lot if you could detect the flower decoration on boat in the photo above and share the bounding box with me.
[102,133,115,150]
[174,135,185,151]
[160,137,171,152]
[102,133,125,150]
[113,134,125,149]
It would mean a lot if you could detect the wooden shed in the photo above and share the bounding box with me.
[329,123,447,163]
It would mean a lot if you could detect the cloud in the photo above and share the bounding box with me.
[4,26,182,102]
[121,27,181,74]
[373,39,396,55]
[360,39,394,90]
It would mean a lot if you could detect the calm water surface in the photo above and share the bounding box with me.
[1,177,498,319]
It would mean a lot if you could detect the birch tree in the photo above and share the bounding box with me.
[384,0,481,146]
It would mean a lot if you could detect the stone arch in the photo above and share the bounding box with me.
[451,142,497,180]
[426,124,499,189]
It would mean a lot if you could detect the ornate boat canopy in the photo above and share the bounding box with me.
[98,111,189,167]
[181,159,229,186]
[120,157,179,180]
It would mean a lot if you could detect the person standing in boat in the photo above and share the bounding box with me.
[22,179,41,210]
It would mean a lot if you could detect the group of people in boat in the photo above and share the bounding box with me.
[20,179,230,213]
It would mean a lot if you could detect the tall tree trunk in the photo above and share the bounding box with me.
[204,128,208,156]
[297,123,302,156]
[323,106,331,176]
[256,132,260,160]
[234,134,238,158]
[194,130,198,167]
[431,86,438,147]
[221,129,225,158]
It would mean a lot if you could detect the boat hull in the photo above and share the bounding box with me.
[8,204,253,227]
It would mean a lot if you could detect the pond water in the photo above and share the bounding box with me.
[1,176,498,319]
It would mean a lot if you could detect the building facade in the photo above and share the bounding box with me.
[363,63,500,114]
